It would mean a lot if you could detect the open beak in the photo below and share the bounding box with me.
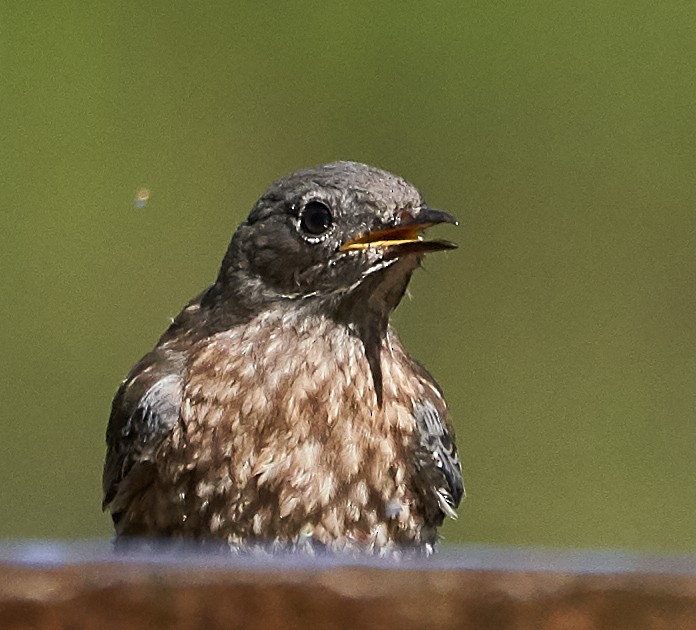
[339,206,458,255]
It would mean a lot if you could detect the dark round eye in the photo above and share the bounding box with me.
[299,200,333,236]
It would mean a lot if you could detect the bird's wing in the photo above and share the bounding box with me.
[412,398,464,521]
[102,350,184,523]
[387,329,464,523]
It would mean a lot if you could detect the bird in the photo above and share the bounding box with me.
[103,161,464,555]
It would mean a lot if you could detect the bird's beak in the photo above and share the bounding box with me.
[339,206,458,254]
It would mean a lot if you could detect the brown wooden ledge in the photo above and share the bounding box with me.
[1,543,695,629]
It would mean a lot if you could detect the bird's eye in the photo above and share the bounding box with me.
[299,200,333,236]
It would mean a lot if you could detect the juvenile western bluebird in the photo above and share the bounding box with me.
[103,161,463,554]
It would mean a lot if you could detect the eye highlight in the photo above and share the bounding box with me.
[299,200,333,237]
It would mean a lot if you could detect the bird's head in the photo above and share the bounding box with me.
[213,161,457,322]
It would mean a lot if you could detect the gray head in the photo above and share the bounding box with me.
[211,161,456,322]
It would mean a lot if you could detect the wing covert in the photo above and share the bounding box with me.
[102,354,183,519]
[413,399,464,520]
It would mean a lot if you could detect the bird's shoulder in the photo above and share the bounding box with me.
[102,291,217,516]
[102,346,186,513]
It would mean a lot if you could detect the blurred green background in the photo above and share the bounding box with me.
[2,3,695,551]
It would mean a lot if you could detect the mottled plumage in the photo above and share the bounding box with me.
[103,161,463,554]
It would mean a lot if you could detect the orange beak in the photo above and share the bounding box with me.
[340,207,458,253]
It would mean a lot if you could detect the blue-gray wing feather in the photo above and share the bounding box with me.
[413,399,464,520]
[102,355,183,516]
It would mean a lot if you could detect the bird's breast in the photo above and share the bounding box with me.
[166,306,433,547]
